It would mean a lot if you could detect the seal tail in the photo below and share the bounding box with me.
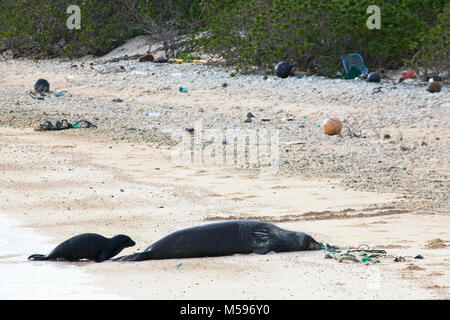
[28,254,49,261]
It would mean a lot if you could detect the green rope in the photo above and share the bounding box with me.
[321,243,423,264]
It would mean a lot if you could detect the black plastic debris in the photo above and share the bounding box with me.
[34,79,50,93]
[275,61,293,78]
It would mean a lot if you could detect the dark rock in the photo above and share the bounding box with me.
[427,81,442,93]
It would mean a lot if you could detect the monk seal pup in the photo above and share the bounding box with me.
[114,220,321,262]
[28,233,136,263]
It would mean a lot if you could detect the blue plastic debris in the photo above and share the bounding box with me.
[342,53,368,75]
[54,91,67,98]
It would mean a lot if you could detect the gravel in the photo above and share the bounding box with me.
[0,57,448,213]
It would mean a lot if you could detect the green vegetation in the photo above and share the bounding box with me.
[0,0,198,57]
[0,0,448,75]
[176,52,202,60]
[196,0,449,74]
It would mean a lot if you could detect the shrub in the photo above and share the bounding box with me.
[196,0,449,75]
[0,0,200,58]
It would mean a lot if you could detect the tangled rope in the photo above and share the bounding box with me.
[321,243,423,264]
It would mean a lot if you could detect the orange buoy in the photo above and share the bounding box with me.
[323,117,342,135]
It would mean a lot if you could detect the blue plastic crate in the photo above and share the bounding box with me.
[342,53,368,75]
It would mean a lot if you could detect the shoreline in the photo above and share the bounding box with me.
[0,212,124,300]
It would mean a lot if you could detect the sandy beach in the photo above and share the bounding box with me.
[0,57,448,299]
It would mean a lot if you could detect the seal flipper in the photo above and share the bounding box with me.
[253,247,273,255]
[28,254,49,261]
[94,252,110,263]
[249,228,276,255]
[113,251,152,262]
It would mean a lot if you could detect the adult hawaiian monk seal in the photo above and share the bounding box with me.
[28,233,136,263]
[114,220,321,262]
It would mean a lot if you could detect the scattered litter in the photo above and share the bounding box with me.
[282,141,306,146]
[426,75,442,82]
[185,127,195,133]
[146,112,161,117]
[261,118,271,122]
[175,261,182,270]
[367,72,381,83]
[247,112,255,118]
[398,70,415,83]
[71,119,97,129]
[334,71,343,79]
[322,243,424,264]
[341,53,368,75]
[263,75,268,80]
[344,66,361,80]
[112,98,123,103]
[54,91,67,98]
[323,117,342,135]
[222,139,227,145]
[34,79,50,93]
[34,119,97,131]
[275,61,293,78]
[221,82,228,88]
[372,87,382,94]
[29,91,45,100]
[179,86,188,93]
[314,123,321,128]
[383,134,391,140]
